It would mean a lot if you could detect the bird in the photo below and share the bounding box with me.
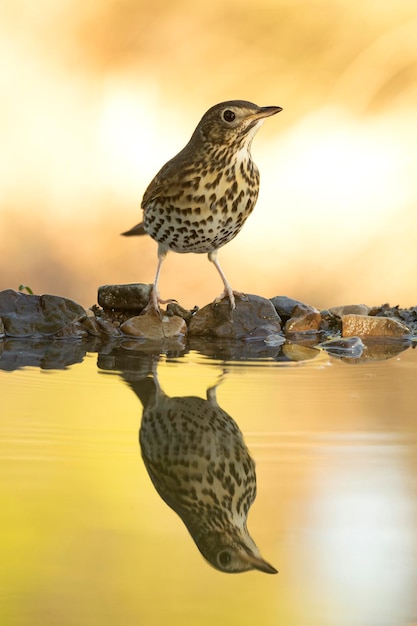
[126,369,277,574]
[122,100,282,313]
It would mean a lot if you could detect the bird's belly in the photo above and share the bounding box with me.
[144,185,258,254]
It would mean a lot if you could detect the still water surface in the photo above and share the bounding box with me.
[1,341,417,626]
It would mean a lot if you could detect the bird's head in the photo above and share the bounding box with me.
[194,528,278,574]
[192,100,282,149]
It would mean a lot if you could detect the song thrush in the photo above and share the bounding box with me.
[122,100,282,312]
[128,371,277,574]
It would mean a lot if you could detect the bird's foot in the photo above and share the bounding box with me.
[213,289,247,311]
[142,286,177,318]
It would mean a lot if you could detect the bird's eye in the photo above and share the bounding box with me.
[222,109,236,123]
[218,550,232,567]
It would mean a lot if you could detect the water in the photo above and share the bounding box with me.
[1,340,417,626]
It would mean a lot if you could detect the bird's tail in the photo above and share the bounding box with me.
[121,222,147,236]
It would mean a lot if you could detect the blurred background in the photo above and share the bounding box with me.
[1,0,417,310]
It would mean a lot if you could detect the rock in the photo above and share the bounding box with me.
[98,284,152,311]
[285,304,322,333]
[166,302,197,321]
[188,294,282,340]
[94,318,123,337]
[329,304,370,317]
[54,322,89,339]
[82,316,103,336]
[342,314,410,337]
[0,289,86,337]
[270,296,309,322]
[121,309,187,340]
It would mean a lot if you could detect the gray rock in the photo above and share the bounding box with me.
[270,296,308,322]
[329,304,370,317]
[188,294,282,340]
[98,283,152,311]
[0,289,86,337]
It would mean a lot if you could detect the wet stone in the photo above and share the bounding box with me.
[319,336,365,359]
[0,289,87,337]
[98,284,152,311]
[342,314,410,338]
[188,294,282,340]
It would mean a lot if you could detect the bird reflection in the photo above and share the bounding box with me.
[126,368,277,574]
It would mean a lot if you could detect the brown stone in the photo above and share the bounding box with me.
[187,294,281,340]
[285,304,322,333]
[342,314,410,337]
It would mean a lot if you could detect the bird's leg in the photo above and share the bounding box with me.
[142,246,176,316]
[208,250,245,311]
[206,369,227,407]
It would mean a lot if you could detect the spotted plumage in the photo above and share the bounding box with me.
[122,100,282,312]
[128,372,277,574]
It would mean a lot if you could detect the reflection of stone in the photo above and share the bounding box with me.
[0,338,88,371]
[128,372,277,574]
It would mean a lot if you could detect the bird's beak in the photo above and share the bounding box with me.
[251,106,283,120]
[244,551,278,574]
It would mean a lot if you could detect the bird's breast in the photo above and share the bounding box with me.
[143,156,260,253]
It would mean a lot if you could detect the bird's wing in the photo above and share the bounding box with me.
[141,162,180,207]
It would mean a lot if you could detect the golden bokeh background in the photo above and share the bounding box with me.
[1,0,417,309]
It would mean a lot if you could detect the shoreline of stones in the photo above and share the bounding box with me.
[0,285,416,346]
